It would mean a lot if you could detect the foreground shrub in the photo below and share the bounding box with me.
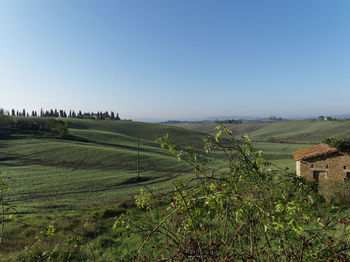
[115,125,350,261]
[320,181,350,206]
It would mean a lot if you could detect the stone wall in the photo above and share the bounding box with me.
[299,152,350,185]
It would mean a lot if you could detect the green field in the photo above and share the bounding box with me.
[0,119,213,214]
[166,119,350,144]
[0,118,325,214]
[1,117,349,260]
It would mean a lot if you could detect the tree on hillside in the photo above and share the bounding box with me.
[326,116,335,121]
[59,110,67,118]
[0,111,10,129]
[8,107,123,120]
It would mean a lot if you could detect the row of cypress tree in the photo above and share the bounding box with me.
[8,108,121,120]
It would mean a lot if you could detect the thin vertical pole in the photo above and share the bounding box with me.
[137,136,140,179]
[0,187,4,246]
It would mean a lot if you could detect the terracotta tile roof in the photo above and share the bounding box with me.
[292,143,338,161]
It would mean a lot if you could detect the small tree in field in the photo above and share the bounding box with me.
[115,125,349,261]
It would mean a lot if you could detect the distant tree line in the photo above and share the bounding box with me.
[318,116,336,121]
[266,116,284,121]
[7,108,121,120]
[217,119,242,124]
[0,109,68,138]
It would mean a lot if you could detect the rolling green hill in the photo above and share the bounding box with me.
[164,119,350,144]
[165,121,269,137]
[0,118,330,214]
[0,119,210,213]
[0,118,327,260]
[67,119,208,147]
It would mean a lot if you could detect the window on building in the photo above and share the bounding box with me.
[344,166,347,170]
[346,172,350,182]
[311,164,313,168]
[313,171,319,185]
[326,165,329,168]
[313,170,326,189]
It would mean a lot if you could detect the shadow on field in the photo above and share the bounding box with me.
[118,176,154,185]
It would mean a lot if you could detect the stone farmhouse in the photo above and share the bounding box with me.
[293,143,350,185]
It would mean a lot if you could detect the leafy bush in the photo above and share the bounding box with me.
[322,137,350,153]
[320,181,350,206]
[115,125,349,261]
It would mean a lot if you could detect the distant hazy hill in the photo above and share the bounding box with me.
[162,119,350,144]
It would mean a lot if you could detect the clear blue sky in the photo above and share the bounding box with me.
[1,0,350,120]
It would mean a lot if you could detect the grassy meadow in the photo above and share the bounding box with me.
[0,119,211,214]
[1,117,348,260]
[0,119,320,214]
[166,119,350,143]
